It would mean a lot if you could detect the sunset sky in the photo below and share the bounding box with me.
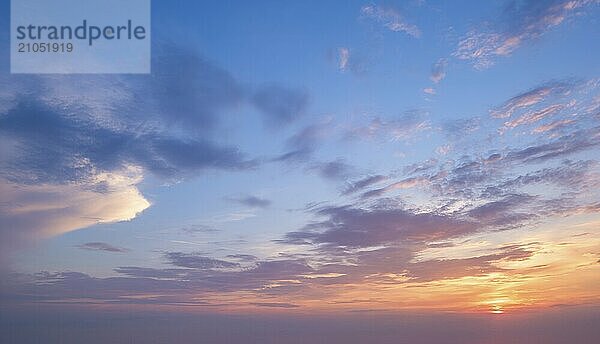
[1,0,599,343]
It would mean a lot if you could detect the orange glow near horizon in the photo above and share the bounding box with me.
[491,305,504,314]
[265,216,598,314]
[13,215,599,316]
[147,215,600,315]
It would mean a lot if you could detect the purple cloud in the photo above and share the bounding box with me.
[76,242,129,253]
[284,205,478,248]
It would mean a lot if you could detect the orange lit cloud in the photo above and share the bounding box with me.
[0,167,150,249]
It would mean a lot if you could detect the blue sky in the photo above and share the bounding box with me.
[1,1,600,342]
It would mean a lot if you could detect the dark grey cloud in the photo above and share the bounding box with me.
[416,156,599,230]
[150,45,244,129]
[411,156,598,217]
[0,101,255,184]
[249,259,313,278]
[504,127,600,164]
[48,196,540,297]
[496,160,599,192]
[76,242,129,253]
[228,195,271,208]
[109,257,313,294]
[421,138,600,199]
[0,44,323,189]
[180,224,219,234]
[0,46,265,185]
[3,271,188,301]
[2,45,246,134]
[283,205,478,248]
[310,159,354,181]
[164,252,240,270]
[467,194,538,229]
[273,122,330,163]
[342,175,388,195]
[272,149,313,163]
[416,129,599,202]
[427,160,494,199]
[113,267,189,279]
[359,177,428,200]
[226,254,258,262]
[252,85,309,127]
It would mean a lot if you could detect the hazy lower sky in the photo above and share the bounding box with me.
[1,0,599,343]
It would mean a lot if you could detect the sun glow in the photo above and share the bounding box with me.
[490,305,504,314]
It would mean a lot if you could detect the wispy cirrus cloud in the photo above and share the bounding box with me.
[454,0,598,69]
[360,3,421,37]
[532,118,575,133]
[346,110,430,142]
[430,58,448,84]
[423,87,436,95]
[490,79,598,140]
[503,104,564,129]
[338,47,350,72]
[359,177,429,199]
[490,81,572,119]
